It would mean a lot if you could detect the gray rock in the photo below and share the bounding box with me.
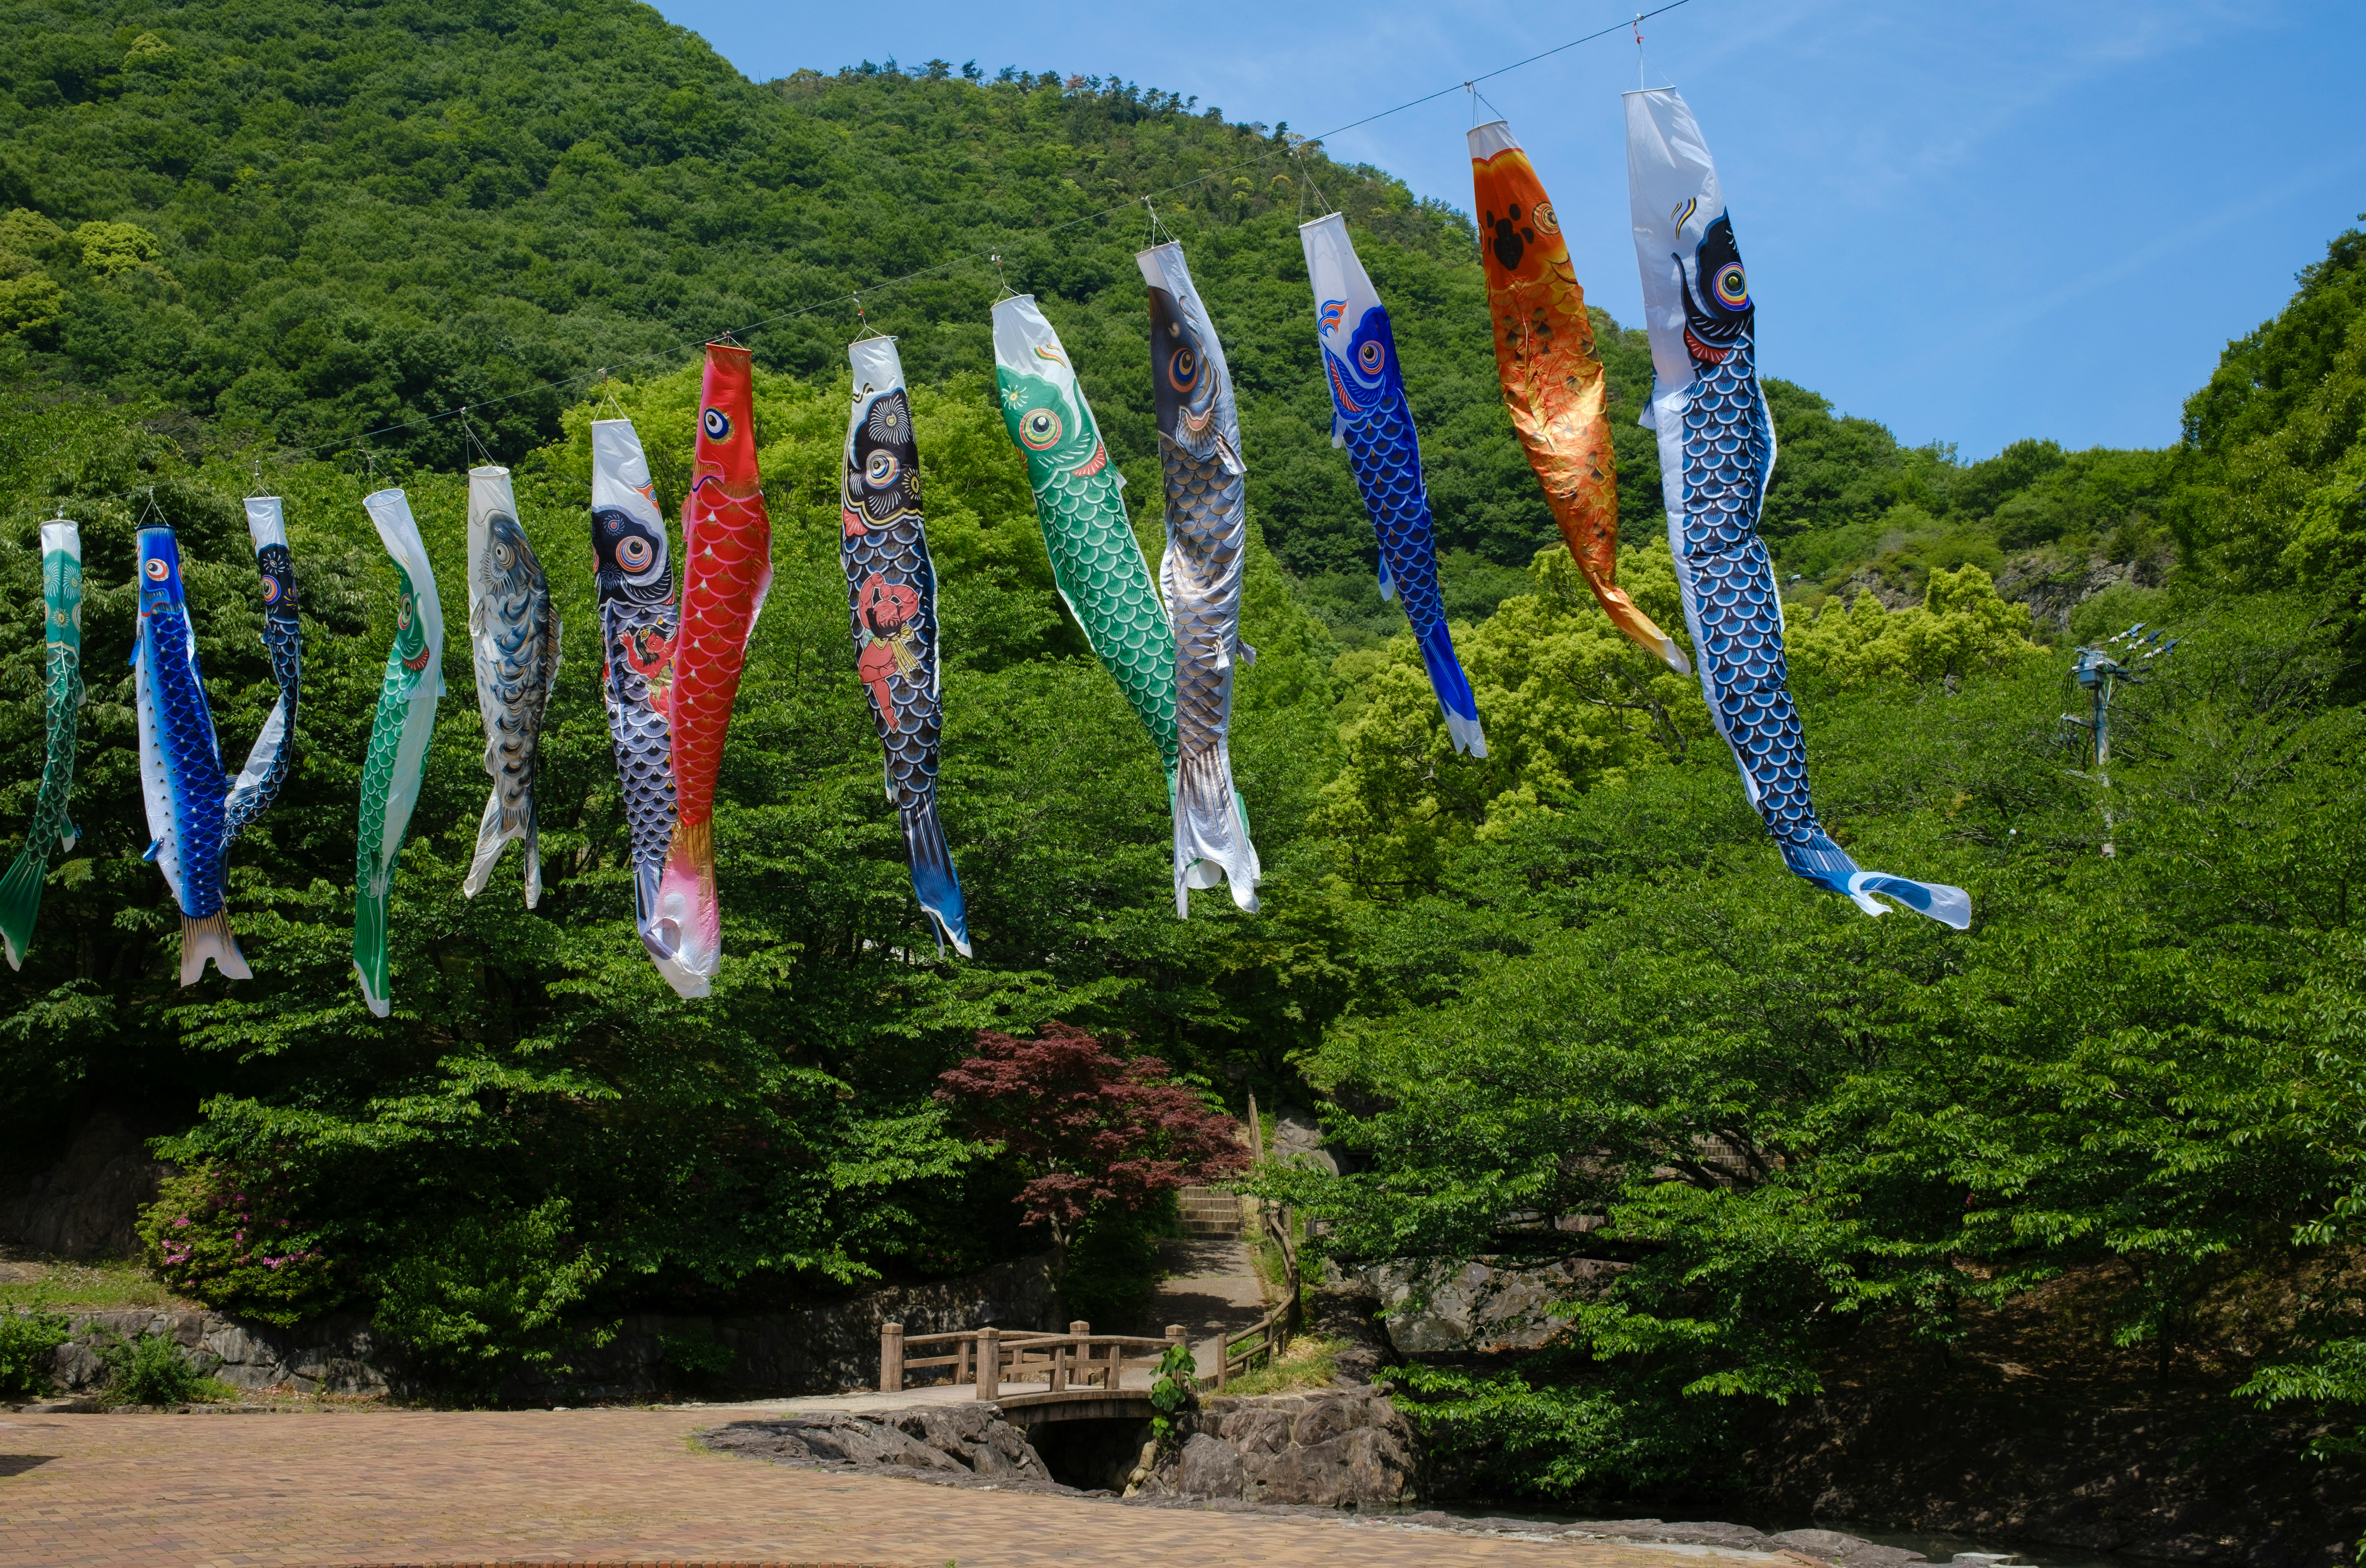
[1769,1527,1928,1568]
[1359,1255,1624,1353]
[1175,1433,1248,1499]
[699,1407,1053,1487]
[0,1112,173,1259]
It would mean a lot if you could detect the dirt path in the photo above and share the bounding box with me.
[1142,1237,1270,1377]
[0,1406,1736,1568]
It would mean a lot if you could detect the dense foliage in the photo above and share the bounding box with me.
[0,0,2359,1505]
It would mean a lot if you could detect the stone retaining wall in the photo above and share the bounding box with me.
[16,1254,1056,1402]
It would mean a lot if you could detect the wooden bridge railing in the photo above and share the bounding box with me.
[880,1320,1186,1399]
[1207,1200,1304,1389]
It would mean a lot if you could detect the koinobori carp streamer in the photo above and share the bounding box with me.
[222,498,303,843]
[1139,240,1261,916]
[590,416,700,997]
[1625,87,1967,929]
[463,465,561,907]
[0,520,83,970]
[842,335,970,957]
[992,295,1181,792]
[133,523,250,985]
[1300,213,1486,757]
[1470,117,1687,674]
[353,487,446,1014]
[663,341,774,994]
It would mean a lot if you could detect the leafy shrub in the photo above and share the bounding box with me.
[370,1199,608,1399]
[137,1162,343,1326]
[1148,1340,1198,1448]
[98,1331,229,1408]
[0,1309,69,1398]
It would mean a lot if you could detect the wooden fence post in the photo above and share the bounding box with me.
[879,1322,904,1394]
[974,1326,1000,1401]
[1060,1320,1089,1392]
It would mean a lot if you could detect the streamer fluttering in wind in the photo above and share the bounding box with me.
[992,295,1181,784]
[1300,213,1486,757]
[1626,87,1967,929]
[221,498,303,843]
[463,466,561,907]
[133,525,249,985]
[663,341,774,995]
[590,416,700,996]
[353,487,446,1015]
[1139,240,1261,916]
[842,336,970,956]
[1470,117,1687,674]
[0,522,83,970]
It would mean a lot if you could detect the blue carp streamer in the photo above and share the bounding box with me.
[1626,88,1967,929]
[1300,213,1486,758]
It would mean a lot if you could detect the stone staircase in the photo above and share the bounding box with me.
[1176,1186,1244,1238]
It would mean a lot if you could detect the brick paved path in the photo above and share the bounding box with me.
[0,1407,1716,1568]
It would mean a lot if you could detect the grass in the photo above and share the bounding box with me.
[1219,1334,1349,1396]
[0,1256,187,1312]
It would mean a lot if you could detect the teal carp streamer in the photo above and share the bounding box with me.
[992,295,1180,787]
[0,522,84,970]
[353,487,446,1016]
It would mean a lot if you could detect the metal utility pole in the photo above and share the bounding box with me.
[2061,623,2178,857]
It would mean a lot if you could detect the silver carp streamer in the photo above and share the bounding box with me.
[1138,240,1260,916]
[463,466,561,907]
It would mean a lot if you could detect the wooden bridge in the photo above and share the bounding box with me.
[877,1198,1308,1427]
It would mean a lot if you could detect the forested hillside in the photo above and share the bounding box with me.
[0,0,2361,1519]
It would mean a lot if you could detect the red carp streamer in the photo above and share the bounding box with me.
[660,341,773,993]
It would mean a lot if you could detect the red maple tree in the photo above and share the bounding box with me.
[935,1022,1248,1265]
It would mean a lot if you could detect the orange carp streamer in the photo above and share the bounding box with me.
[659,341,773,994]
[1469,118,1688,674]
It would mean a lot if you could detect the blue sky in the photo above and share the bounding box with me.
[649,0,2365,461]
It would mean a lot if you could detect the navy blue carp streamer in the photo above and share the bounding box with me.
[1300,213,1485,757]
[223,497,301,842]
[1626,88,1968,929]
[841,336,970,958]
[590,417,700,996]
[134,524,252,983]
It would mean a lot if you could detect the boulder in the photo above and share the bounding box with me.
[0,1113,172,1260]
[701,1407,1055,1488]
[1149,1387,1417,1508]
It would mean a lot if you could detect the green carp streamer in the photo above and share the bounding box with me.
[0,522,84,969]
[353,488,445,1017]
[992,296,1179,787]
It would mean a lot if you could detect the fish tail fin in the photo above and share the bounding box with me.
[657,818,719,996]
[1847,871,1972,931]
[461,791,511,900]
[0,848,49,971]
[1413,619,1487,758]
[632,857,705,999]
[181,911,250,987]
[352,874,392,1017]
[1781,836,1971,931]
[522,797,541,911]
[1579,565,1692,675]
[901,797,972,959]
[1173,744,1261,917]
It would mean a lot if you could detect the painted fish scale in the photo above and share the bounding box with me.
[1039,464,1178,768]
[1160,438,1243,760]
[669,487,771,823]
[1337,408,1450,629]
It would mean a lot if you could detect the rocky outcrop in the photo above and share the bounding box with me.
[1356,1254,1621,1353]
[700,1405,1059,1489]
[1301,1277,1396,1386]
[1129,1387,1416,1508]
[0,1113,172,1260]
